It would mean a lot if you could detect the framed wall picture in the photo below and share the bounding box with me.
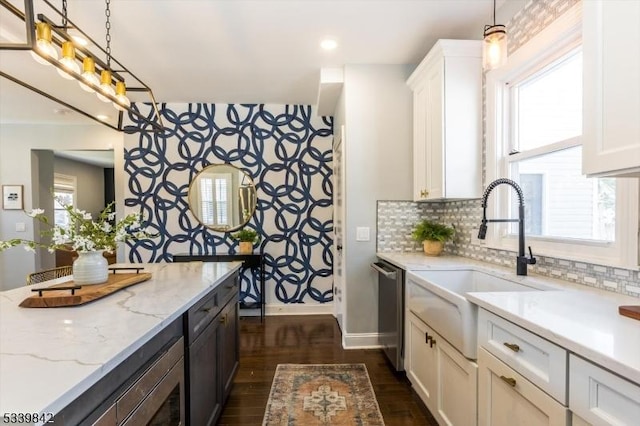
[2,185,24,210]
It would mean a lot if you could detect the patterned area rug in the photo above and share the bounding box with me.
[263,364,385,426]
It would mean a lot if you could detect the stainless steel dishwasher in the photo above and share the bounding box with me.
[371,259,404,371]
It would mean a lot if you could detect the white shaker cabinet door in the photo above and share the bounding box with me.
[583,0,640,177]
[407,40,482,200]
[478,348,568,426]
[406,311,438,410]
[569,354,640,426]
[435,329,478,426]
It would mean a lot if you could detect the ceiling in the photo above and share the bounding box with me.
[0,0,522,126]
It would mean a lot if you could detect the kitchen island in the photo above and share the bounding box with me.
[0,261,241,425]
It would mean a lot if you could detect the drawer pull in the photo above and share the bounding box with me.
[200,307,212,313]
[500,376,517,387]
[503,342,520,352]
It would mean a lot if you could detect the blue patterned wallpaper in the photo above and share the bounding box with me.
[123,104,334,306]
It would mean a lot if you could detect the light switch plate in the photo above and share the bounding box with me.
[15,222,26,232]
[356,227,370,242]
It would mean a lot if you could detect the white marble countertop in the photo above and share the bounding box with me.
[377,252,640,386]
[0,261,241,422]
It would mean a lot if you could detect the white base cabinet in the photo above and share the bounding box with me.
[478,348,568,426]
[569,354,640,425]
[406,311,477,426]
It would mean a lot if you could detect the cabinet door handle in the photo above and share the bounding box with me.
[429,338,436,348]
[420,189,429,198]
[500,376,517,387]
[503,342,520,352]
[425,332,429,344]
[220,314,228,325]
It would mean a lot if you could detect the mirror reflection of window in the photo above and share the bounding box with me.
[53,173,76,228]
[198,173,232,227]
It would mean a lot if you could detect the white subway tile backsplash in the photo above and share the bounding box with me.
[626,285,640,295]
[376,200,637,298]
[614,269,630,278]
[603,280,618,289]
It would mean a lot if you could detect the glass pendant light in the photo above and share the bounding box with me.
[30,22,58,66]
[56,41,80,79]
[78,57,100,92]
[113,81,131,111]
[97,69,115,102]
[482,0,508,70]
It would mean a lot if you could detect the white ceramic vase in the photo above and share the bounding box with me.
[73,250,108,285]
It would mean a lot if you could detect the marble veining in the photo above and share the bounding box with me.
[378,253,640,386]
[0,262,241,422]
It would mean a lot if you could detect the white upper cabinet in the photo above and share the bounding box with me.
[583,0,640,177]
[407,40,482,201]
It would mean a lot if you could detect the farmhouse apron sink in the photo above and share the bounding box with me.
[406,269,552,359]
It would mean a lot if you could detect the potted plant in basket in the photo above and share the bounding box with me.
[230,228,260,255]
[0,198,155,285]
[411,220,455,256]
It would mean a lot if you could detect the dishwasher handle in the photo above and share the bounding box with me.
[371,262,398,279]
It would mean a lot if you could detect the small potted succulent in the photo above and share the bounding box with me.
[231,228,260,254]
[411,220,455,256]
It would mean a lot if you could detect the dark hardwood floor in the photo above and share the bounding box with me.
[218,314,438,425]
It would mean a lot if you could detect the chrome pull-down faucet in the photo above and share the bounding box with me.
[478,178,537,276]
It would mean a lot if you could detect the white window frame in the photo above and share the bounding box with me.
[484,3,639,268]
[53,173,77,228]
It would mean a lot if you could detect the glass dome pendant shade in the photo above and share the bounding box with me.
[30,22,58,66]
[96,69,115,102]
[483,24,507,70]
[78,57,100,92]
[56,41,80,79]
[113,81,131,111]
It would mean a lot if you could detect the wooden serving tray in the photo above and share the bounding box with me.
[619,305,640,321]
[20,269,152,308]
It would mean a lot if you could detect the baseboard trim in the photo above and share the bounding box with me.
[265,303,334,316]
[342,332,382,349]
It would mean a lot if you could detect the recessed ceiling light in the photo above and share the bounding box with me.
[320,38,338,51]
[96,114,110,121]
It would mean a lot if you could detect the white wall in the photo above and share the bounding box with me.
[341,65,414,339]
[54,156,108,218]
[0,124,122,290]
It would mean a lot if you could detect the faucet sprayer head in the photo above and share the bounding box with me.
[478,222,488,240]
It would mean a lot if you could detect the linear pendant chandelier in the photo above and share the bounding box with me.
[0,0,164,132]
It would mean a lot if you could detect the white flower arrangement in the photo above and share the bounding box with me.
[0,199,155,253]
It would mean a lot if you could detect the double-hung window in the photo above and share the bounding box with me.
[484,4,638,267]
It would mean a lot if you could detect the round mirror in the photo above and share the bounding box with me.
[188,164,257,232]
